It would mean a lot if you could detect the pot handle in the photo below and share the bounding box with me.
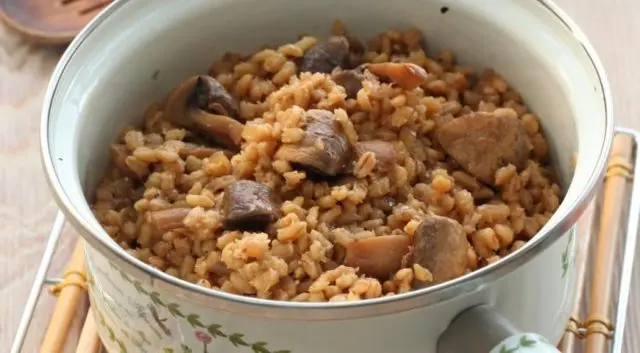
[437,305,560,353]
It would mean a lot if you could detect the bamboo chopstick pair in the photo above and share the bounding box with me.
[558,135,634,352]
[584,135,633,352]
[39,240,102,353]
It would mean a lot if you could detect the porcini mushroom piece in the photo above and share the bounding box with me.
[193,75,241,121]
[299,36,350,74]
[354,140,397,172]
[367,62,428,90]
[331,67,364,99]
[163,75,244,150]
[343,235,411,279]
[275,109,351,177]
[163,76,204,126]
[407,215,468,285]
[147,208,192,232]
[223,180,279,231]
[436,112,532,185]
[189,110,244,150]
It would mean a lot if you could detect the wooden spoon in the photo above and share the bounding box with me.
[0,0,112,45]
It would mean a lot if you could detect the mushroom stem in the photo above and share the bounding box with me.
[367,62,428,90]
[147,208,192,232]
[189,110,244,150]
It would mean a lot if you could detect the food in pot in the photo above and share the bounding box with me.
[404,215,468,285]
[91,21,562,302]
[436,112,531,185]
[223,180,279,230]
[298,36,351,74]
[163,76,244,150]
[274,109,351,177]
[331,68,364,99]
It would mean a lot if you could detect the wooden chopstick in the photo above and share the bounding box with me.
[558,199,597,352]
[584,135,634,353]
[75,309,103,353]
[40,239,88,353]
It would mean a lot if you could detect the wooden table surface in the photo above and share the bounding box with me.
[1,1,639,352]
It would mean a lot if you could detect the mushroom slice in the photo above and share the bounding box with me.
[163,76,203,126]
[406,215,469,286]
[189,110,244,150]
[223,180,279,230]
[299,36,350,74]
[367,62,428,90]
[331,67,364,99]
[193,75,241,121]
[147,208,192,232]
[343,235,411,279]
[436,112,532,185]
[162,75,244,149]
[354,140,397,172]
[275,109,351,177]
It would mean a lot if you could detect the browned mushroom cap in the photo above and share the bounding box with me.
[299,36,350,74]
[354,140,397,172]
[223,180,279,231]
[367,62,428,90]
[331,67,364,99]
[343,235,411,279]
[436,112,532,185]
[275,109,351,177]
[407,215,469,285]
[193,75,241,121]
[163,75,244,150]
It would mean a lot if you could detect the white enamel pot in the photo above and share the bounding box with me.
[41,0,613,352]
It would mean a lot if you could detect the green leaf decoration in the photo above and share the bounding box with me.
[150,292,166,307]
[133,280,148,295]
[101,269,296,353]
[519,335,536,347]
[251,341,270,353]
[98,311,106,326]
[186,314,204,328]
[117,339,128,353]
[207,323,227,338]
[561,231,574,278]
[107,326,116,341]
[229,333,249,347]
[167,303,185,318]
[499,344,517,353]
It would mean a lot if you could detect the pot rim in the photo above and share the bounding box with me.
[40,0,613,313]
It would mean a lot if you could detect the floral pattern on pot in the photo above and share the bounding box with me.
[561,228,575,279]
[87,260,292,353]
[489,333,558,353]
